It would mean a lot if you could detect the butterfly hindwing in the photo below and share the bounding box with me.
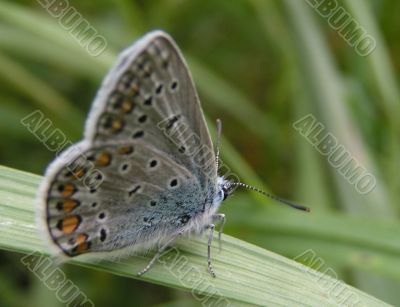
[43,140,204,256]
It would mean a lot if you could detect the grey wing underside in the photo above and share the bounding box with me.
[84,31,217,183]
[44,140,205,256]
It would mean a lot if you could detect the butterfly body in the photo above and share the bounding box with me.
[37,31,231,275]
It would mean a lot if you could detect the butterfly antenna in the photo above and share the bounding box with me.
[230,182,310,212]
[215,119,222,171]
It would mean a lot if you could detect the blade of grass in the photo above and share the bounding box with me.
[223,193,400,279]
[343,0,400,119]
[0,165,390,306]
[249,0,336,212]
[0,51,83,137]
[283,1,399,300]
[343,0,400,213]
[0,1,115,68]
[283,0,393,216]
[0,26,106,79]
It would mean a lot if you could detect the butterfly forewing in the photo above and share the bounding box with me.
[85,31,216,181]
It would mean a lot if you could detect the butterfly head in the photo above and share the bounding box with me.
[215,176,236,204]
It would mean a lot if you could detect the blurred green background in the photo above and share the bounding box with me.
[1,0,400,306]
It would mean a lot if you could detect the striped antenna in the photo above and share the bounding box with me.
[230,182,310,212]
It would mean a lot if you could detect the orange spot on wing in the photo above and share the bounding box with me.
[59,215,81,234]
[59,199,80,213]
[130,83,139,96]
[60,183,76,197]
[118,145,134,155]
[121,99,134,113]
[75,233,88,245]
[73,167,86,179]
[111,119,124,133]
[74,241,91,254]
[95,152,111,167]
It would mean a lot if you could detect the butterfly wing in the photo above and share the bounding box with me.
[85,31,216,183]
[40,140,206,256]
[38,31,217,257]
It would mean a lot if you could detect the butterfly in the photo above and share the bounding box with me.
[37,30,238,277]
[37,30,308,278]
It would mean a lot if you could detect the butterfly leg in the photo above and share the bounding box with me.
[212,213,226,252]
[137,230,184,276]
[207,223,216,278]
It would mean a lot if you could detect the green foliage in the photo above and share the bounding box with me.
[0,0,399,305]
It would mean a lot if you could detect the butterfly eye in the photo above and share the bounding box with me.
[222,183,234,200]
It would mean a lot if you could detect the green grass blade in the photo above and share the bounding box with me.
[0,165,390,306]
[0,51,84,137]
[283,0,393,216]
